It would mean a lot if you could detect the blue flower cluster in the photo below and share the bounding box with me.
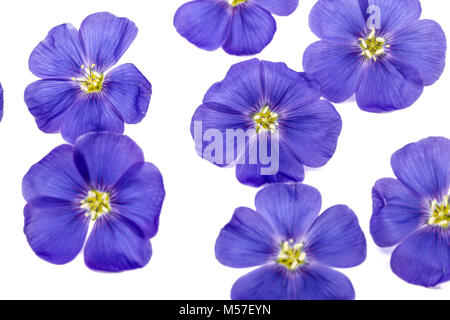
[179,0,449,299]
[6,0,448,300]
[23,12,165,272]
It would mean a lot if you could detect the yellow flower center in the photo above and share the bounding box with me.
[276,240,306,271]
[229,0,248,6]
[252,106,279,134]
[72,64,104,93]
[428,196,449,228]
[80,190,111,221]
[359,29,390,62]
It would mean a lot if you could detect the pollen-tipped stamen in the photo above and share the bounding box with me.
[253,105,279,134]
[229,0,248,6]
[359,29,390,62]
[80,190,111,221]
[72,64,104,93]
[276,240,306,271]
[428,196,450,228]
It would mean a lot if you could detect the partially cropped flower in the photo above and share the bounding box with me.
[371,137,450,287]
[303,0,446,113]
[22,132,165,272]
[174,0,298,55]
[0,83,3,122]
[25,12,152,143]
[191,58,342,187]
[216,183,367,300]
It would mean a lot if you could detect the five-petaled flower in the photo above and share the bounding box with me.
[174,0,299,55]
[25,12,152,143]
[191,58,342,187]
[371,137,450,287]
[303,0,446,113]
[23,132,165,272]
[215,183,367,300]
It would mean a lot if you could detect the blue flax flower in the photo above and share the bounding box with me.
[371,137,450,287]
[25,12,152,143]
[216,183,366,300]
[22,132,165,272]
[174,0,299,55]
[0,83,3,122]
[191,59,342,187]
[303,0,446,113]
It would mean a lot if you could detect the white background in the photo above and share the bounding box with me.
[0,0,448,300]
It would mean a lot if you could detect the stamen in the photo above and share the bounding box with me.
[252,105,279,134]
[276,240,306,271]
[359,29,389,61]
[72,64,104,93]
[80,190,111,221]
[229,0,248,6]
[428,195,449,228]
